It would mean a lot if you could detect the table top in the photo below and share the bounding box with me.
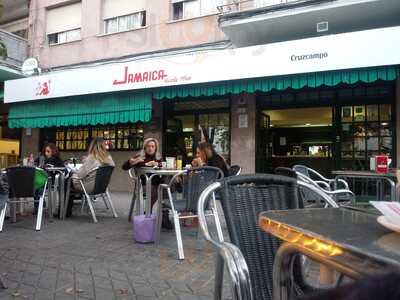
[259,208,400,269]
[135,167,186,176]
[332,170,397,178]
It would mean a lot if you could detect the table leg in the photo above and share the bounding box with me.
[128,179,137,222]
[48,177,53,221]
[59,173,65,220]
[63,178,71,220]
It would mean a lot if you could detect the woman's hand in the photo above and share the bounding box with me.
[192,158,204,167]
[129,157,144,166]
[145,160,158,167]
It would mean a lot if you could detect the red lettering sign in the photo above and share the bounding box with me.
[113,66,168,85]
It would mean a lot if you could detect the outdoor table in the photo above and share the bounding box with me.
[45,167,67,220]
[133,167,185,216]
[259,208,400,300]
[332,170,397,201]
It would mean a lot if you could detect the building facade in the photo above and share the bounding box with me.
[0,0,29,168]
[3,0,400,191]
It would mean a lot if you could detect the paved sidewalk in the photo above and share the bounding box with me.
[0,192,232,300]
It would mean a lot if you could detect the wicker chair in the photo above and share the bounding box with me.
[0,166,48,231]
[159,166,223,259]
[77,165,117,223]
[198,174,340,300]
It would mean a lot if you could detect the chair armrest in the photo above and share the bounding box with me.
[166,171,187,188]
[297,180,339,208]
[198,183,253,300]
[314,181,331,190]
[217,241,253,300]
[334,178,350,190]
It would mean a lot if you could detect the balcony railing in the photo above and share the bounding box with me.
[0,29,28,69]
[218,0,330,14]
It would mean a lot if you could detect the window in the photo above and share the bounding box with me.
[48,28,81,45]
[340,104,393,170]
[104,11,146,34]
[46,2,82,45]
[53,124,144,151]
[172,0,226,20]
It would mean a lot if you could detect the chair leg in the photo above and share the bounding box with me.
[81,197,86,215]
[101,194,109,210]
[212,199,224,242]
[128,187,136,222]
[36,193,45,231]
[173,211,184,260]
[0,203,7,232]
[214,253,224,300]
[85,195,98,223]
[0,274,7,289]
[10,201,16,223]
[105,190,118,218]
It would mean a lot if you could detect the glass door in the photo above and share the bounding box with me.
[256,112,271,173]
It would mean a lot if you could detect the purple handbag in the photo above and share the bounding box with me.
[133,214,156,243]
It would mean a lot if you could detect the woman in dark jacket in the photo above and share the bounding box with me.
[122,138,172,228]
[192,142,229,177]
[122,138,162,170]
[35,143,64,168]
[34,143,64,215]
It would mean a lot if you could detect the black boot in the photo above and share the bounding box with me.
[161,210,173,230]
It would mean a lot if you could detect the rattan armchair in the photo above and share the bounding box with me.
[198,174,340,300]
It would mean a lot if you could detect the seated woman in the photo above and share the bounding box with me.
[66,137,115,217]
[36,143,64,167]
[122,138,173,228]
[192,142,229,177]
[33,143,64,215]
[122,137,162,170]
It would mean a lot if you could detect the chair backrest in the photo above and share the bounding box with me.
[274,167,297,178]
[6,166,36,198]
[228,165,241,177]
[91,165,114,195]
[218,174,302,300]
[183,166,223,213]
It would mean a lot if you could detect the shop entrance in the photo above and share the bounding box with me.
[256,107,335,175]
[163,99,230,165]
[256,83,396,175]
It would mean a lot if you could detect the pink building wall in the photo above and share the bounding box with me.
[29,0,227,68]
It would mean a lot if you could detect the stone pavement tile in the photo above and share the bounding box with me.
[33,290,55,300]
[93,287,116,299]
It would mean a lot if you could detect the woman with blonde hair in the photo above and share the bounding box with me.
[67,137,115,217]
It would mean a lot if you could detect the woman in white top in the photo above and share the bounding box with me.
[67,137,115,217]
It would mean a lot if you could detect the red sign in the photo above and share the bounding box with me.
[375,155,389,173]
[36,80,50,96]
[113,66,168,85]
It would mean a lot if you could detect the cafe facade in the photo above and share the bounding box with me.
[4,26,400,191]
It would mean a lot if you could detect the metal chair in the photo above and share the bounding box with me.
[0,166,48,231]
[228,165,242,177]
[293,165,349,190]
[78,165,117,223]
[159,166,224,260]
[198,174,340,300]
[296,171,355,206]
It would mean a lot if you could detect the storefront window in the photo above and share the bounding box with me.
[340,104,393,169]
[52,123,144,151]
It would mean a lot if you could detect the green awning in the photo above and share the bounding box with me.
[154,66,400,100]
[8,92,152,128]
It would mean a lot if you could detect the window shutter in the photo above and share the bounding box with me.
[46,2,82,34]
[103,0,146,20]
